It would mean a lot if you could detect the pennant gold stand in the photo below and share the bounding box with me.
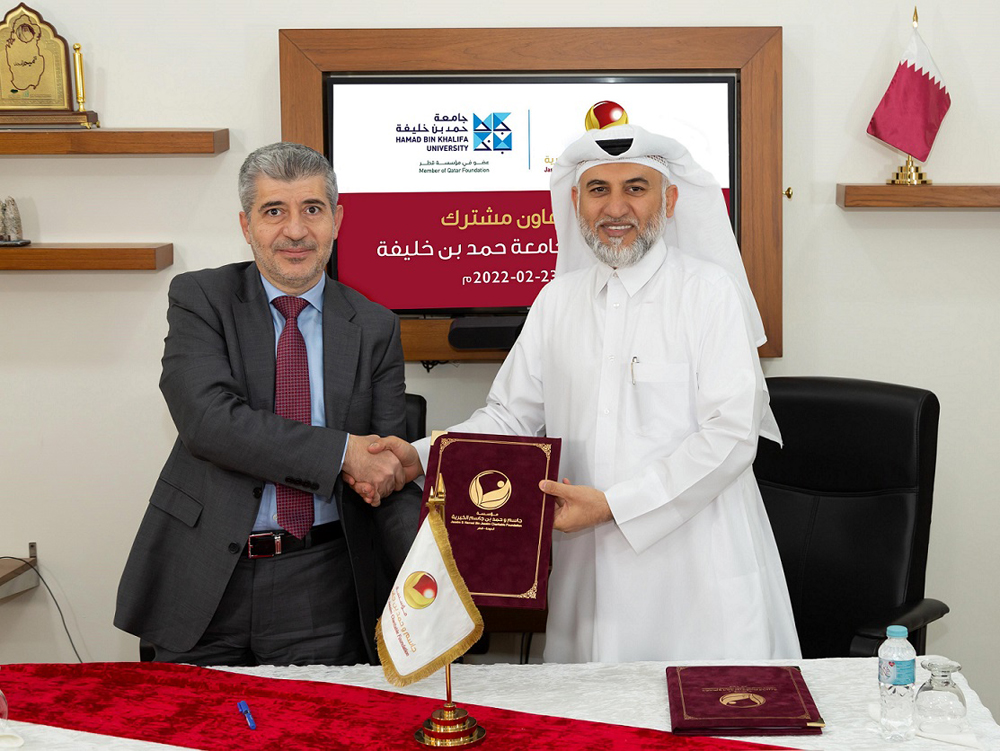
[413,667,486,747]
[887,154,931,185]
[414,476,486,748]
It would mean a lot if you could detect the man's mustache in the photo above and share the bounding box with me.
[595,217,638,228]
[273,241,318,250]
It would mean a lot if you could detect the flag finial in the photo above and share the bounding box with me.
[913,7,919,28]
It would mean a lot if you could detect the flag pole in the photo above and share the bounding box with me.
[429,474,455,708]
[415,473,486,748]
[866,4,951,184]
[884,6,935,184]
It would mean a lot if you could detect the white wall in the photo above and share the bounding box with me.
[2,0,998,717]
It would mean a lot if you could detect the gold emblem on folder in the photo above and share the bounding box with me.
[468,470,512,510]
[720,692,767,708]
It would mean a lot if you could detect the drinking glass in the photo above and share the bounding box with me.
[0,686,25,747]
[915,659,967,735]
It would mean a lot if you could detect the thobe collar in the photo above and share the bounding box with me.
[591,239,668,298]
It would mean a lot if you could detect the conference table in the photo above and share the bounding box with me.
[4,657,999,749]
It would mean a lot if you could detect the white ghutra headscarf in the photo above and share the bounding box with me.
[550,123,766,348]
[550,123,780,442]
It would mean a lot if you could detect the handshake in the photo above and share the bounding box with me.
[341,434,424,507]
[341,433,612,532]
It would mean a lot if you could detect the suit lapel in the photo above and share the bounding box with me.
[234,264,276,411]
[323,279,360,430]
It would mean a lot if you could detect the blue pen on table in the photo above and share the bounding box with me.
[237,700,256,730]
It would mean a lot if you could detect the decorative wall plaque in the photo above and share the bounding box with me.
[1,3,98,127]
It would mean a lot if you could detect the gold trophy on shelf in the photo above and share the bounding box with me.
[0,3,99,128]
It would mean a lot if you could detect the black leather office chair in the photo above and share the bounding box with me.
[754,376,949,658]
[404,392,427,442]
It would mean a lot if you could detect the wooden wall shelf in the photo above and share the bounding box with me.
[0,556,38,605]
[401,319,507,362]
[837,184,1000,209]
[0,128,229,155]
[0,243,173,270]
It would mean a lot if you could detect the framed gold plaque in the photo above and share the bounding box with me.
[1,4,70,109]
[1,3,97,126]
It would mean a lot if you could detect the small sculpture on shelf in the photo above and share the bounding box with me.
[0,195,30,246]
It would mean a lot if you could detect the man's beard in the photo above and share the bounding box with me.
[578,204,666,269]
[251,236,330,292]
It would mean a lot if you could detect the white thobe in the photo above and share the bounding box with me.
[417,241,800,663]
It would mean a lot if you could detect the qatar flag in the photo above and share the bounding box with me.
[867,28,951,162]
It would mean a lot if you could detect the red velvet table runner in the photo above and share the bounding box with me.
[2,662,795,750]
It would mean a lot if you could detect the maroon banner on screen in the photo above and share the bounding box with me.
[337,190,558,310]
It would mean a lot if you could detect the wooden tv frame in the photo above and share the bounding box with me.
[279,27,782,360]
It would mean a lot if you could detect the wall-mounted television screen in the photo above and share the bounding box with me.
[326,74,736,316]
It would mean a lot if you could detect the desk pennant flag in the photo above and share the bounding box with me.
[867,26,951,162]
[376,511,483,687]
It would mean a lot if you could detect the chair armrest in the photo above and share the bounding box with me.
[849,598,950,656]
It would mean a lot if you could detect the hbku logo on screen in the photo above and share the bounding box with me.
[473,112,512,152]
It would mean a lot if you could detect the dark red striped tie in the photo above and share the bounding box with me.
[273,295,314,539]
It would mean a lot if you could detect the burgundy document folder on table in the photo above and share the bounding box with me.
[666,665,825,736]
[422,432,561,609]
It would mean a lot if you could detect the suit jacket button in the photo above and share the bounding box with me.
[228,543,240,554]
[252,487,263,499]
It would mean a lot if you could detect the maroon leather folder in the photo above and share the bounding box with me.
[421,432,561,609]
[666,665,825,736]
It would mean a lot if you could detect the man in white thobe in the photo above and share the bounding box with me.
[360,123,800,663]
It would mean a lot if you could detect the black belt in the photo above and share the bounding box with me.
[244,521,343,559]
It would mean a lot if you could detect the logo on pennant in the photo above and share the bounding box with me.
[403,571,438,609]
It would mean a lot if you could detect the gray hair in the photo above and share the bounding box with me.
[238,142,338,215]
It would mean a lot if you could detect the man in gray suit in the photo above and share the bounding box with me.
[115,142,420,666]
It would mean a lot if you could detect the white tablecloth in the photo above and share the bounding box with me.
[5,657,999,750]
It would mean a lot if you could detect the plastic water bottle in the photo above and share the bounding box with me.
[879,624,916,741]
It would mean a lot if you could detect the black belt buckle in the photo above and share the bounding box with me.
[247,532,282,558]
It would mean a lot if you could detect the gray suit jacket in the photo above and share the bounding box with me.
[114,262,420,660]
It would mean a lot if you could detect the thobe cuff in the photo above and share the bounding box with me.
[607,470,685,555]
